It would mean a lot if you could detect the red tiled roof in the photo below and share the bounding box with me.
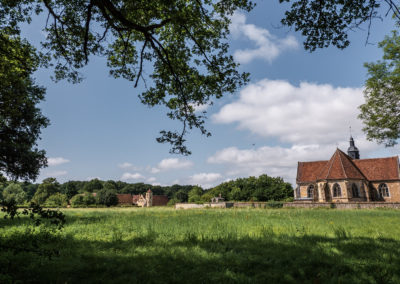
[296,149,400,183]
[316,149,365,180]
[117,194,133,204]
[354,156,400,181]
[297,160,327,183]
[152,195,169,206]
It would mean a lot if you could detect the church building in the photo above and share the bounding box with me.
[295,137,400,202]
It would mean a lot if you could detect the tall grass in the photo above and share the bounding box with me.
[1,207,400,283]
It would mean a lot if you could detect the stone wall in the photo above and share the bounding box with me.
[370,181,400,202]
[284,202,400,209]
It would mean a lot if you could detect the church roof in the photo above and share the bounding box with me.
[296,149,400,183]
[354,156,400,181]
[316,149,366,180]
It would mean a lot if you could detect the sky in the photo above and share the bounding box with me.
[22,1,398,188]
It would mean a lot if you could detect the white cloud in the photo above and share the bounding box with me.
[213,79,366,145]
[190,103,209,113]
[150,167,161,174]
[230,12,298,64]
[118,162,141,171]
[188,173,223,188]
[210,79,387,185]
[121,172,145,180]
[147,177,156,183]
[48,157,70,166]
[150,158,193,173]
[45,170,68,177]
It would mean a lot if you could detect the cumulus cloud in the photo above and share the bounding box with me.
[188,173,223,188]
[147,177,157,183]
[210,79,385,185]
[45,170,68,177]
[48,157,70,166]
[230,12,298,64]
[213,79,366,145]
[121,172,145,180]
[150,158,193,173]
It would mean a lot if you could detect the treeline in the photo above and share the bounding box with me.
[0,174,293,207]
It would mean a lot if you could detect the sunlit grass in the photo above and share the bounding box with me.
[1,207,400,283]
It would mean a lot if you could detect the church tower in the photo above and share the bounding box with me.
[145,189,153,207]
[347,136,360,159]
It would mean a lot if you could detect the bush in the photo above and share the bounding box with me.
[44,193,68,207]
[167,198,180,206]
[70,193,96,207]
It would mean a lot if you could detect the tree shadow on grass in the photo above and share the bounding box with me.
[1,228,400,284]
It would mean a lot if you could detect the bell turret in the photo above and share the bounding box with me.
[347,136,360,159]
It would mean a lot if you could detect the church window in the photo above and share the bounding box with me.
[333,183,341,197]
[378,183,390,198]
[352,183,359,198]
[307,185,314,198]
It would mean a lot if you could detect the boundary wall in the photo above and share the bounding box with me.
[284,202,400,209]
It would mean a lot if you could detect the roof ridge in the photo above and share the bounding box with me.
[325,150,337,179]
[338,150,348,179]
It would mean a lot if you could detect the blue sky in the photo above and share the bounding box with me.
[23,1,397,187]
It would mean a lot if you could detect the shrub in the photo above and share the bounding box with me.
[167,198,180,206]
[44,193,68,207]
[70,192,96,207]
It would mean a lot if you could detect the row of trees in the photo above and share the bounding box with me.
[0,174,293,207]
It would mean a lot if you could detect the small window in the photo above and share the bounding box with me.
[352,183,359,198]
[378,183,390,198]
[333,183,341,197]
[307,185,314,198]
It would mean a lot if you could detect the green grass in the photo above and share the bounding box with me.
[1,207,400,283]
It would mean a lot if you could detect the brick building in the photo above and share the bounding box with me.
[295,136,400,202]
[116,189,168,207]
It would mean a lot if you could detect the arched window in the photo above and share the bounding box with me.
[307,185,314,198]
[352,183,359,198]
[378,183,390,197]
[333,183,341,197]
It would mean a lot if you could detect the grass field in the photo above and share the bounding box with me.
[1,207,400,283]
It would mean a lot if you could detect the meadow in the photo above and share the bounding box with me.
[1,207,400,283]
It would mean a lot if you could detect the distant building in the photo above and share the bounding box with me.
[211,194,225,203]
[295,136,400,202]
[116,189,168,207]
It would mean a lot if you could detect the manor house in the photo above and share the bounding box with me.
[295,136,400,202]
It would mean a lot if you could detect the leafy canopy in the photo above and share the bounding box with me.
[0,0,253,155]
[0,31,49,180]
[359,30,400,146]
[280,0,400,51]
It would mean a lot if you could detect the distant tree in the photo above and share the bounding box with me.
[175,189,189,203]
[83,179,103,193]
[2,183,27,204]
[32,178,60,204]
[229,186,243,201]
[70,192,96,207]
[103,180,117,190]
[96,189,118,207]
[188,186,203,202]
[45,193,68,207]
[70,194,85,207]
[21,182,39,201]
[61,181,79,200]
